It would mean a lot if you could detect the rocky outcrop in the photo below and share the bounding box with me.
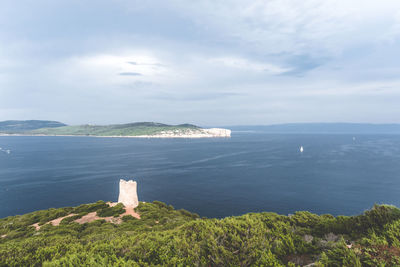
[137,128,232,138]
[118,179,139,208]
[202,128,231,137]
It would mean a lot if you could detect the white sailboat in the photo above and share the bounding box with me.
[300,146,304,153]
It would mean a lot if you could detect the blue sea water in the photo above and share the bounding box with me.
[1,133,400,218]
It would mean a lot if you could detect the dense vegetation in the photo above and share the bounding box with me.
[28,122,201,136]
[0,120,66,133]
[2,202,400,266]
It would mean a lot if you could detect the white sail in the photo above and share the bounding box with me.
[300,146,304,153]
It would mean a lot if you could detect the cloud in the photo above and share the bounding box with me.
[280,54,327,76]
[59,53,174,86]
[209,56,291,75]
[127,61,165,67]
[151,91,244,101]
[173,0,400,55]
[1,1,400,124]
[119,72,142,76]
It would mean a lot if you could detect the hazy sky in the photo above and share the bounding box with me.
[1,1,400,126]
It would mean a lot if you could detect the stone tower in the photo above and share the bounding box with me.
[118,179,139,208]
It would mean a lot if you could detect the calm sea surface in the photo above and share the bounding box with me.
[1,133,400,218]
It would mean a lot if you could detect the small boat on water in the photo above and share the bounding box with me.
[300,146,304,153]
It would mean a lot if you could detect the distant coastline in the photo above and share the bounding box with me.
[228,122,400,134]
[0,120,231,138]
[0,131,231,138]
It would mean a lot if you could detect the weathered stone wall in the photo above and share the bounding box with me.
[118,179,139,208]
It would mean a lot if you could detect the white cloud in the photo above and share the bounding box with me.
[2,1,400,124]
[209,56,290,74]
[66,53,167,83]
[174,0,400,55]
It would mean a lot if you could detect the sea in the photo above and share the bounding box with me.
[1,132,400,219]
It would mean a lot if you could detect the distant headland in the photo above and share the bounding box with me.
[229,122,400,134]
[0,120,231,138]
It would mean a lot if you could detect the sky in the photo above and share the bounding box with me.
[1,0,400,126]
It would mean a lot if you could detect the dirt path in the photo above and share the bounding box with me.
[74,204,140,224]
[32,223,40,230]
[74,212,123,224]
[124,206,141,219]
[31,202,141,230]
[31,214,77,230]
[49,214,77,226]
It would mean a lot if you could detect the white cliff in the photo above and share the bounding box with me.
[5,126,232,138]
[133,128,232,138]
[202,128,231,137]
[118,179,139,208]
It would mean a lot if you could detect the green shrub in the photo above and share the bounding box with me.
[2,202,400,266]
[73,200,108,214]
[97,203,125,217]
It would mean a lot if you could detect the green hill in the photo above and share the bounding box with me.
[0,121,202,136]
[2,202,400,266]
[30,122,200,136]
[0,120,66,133]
